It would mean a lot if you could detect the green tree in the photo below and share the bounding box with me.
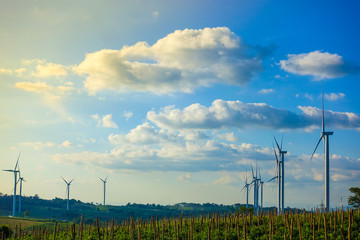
[24,210,30,217]
[348,187,360,208]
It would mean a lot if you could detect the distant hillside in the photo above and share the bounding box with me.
[0,193,257,222]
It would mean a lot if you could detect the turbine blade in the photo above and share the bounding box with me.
[105,176,108,181]
[69,179,75,184]
[274,136,281,151]
[281,134,284,150]
[62,177,68,184]
[268,176,277,182]
[310,135,323,160]
[322,86,325,133]
[251,164,254,178]
[14,153,21,171]
[2,170,15,172]
[99,177,104,182]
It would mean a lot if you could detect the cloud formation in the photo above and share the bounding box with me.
[324,93,345,101]
[147,99,360,131]
[74,27,263,94]
[91,114,118,128]
[280,51,360,79]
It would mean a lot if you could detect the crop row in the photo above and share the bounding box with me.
[3,208,360,240]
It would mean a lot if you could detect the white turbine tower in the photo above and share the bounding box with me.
[310,89,333,212]
[250,164,260,215]
[269,143,281,214]
[99,177,108,206]
[259,171,264,212]
[2,153,20,217]
[18,166,26,213]
[240,172,250,208]
[62,177,74,210]
[274,136,287,213]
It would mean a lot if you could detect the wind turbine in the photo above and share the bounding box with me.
[268,143,281,214]
[62,177,74,210]
[99,177,108,206]
[18,166,26,213]
[2,153,20,217]
[240,172,250,208]
[259,171,264,212]
[274,136,287,213]
[250,164,261,215]
[310,89,333,212]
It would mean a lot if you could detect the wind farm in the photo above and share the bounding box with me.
[0,1,360,239]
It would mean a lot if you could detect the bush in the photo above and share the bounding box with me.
[0,224,13,238]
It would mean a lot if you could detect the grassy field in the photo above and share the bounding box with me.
[0,216,52,230]
[1,208,359,239]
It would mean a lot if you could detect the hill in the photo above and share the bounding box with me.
[0,193,254,222]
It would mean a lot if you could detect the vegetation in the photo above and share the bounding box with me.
[2,208,359,239]
[0,193,252,222]
[348,187,360,209]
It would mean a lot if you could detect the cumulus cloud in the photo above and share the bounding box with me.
[280,51,360,79]
[147,99,360,131]
[32,62,68,78]
[74,27,264,94]
[109,122,176,145]
[92,114,118,128]
[324,93,345,101]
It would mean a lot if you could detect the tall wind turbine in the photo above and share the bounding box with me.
[268,143,281,214]
[18,166,26,213]
[62,177,74,210]
[274,136,287,213]
[250,164,261,215]
[310,89,333,212]
[99,177,108,206]
[240,172,250,208]
[2,153,20,217]
[259,171,264,212]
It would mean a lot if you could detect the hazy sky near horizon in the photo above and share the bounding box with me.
[1,0,360,209]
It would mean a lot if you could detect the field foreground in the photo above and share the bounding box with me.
[1,208,359,239]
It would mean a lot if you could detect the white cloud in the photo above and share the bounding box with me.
[324,93,345,101]
[280,51,360,79]
[124,111,133,120]
[32,62,68,78]
[147,99,360,131]
[304,93,313,101]
[92,114,118,128]
[218,132,238,142]
[15,82,52,93]
[0,68,13,74]
[14,81,74,97]
[109,122,175,145]
[177,173,192,181]
[74,27,263,94]
[19,141,56,150]
[214,174,238,185]
[259,88,274,94]
[62,140,73,148]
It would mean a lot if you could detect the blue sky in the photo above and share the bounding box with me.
[1,0,360,209]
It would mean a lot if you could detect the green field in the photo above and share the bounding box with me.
[1,208,359,239]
